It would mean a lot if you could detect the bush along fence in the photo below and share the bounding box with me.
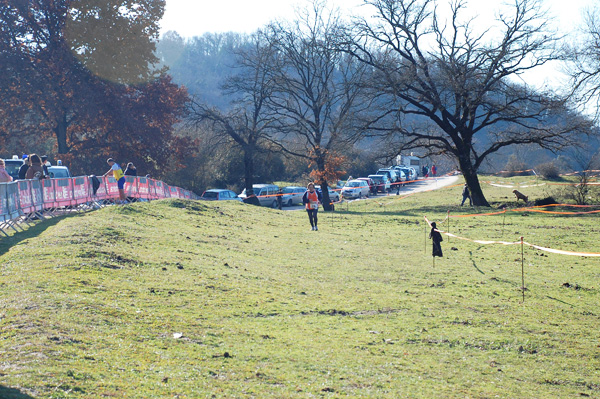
[0,175,199,237]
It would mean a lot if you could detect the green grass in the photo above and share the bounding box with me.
[1,177,599,398]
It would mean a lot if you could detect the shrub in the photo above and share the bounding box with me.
[535,161,560,179]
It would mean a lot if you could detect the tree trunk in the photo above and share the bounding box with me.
[459,156,490,207]
[55,113,69,154]
[320,180,333,211]
[242,145,260,206]
[316,156,333,211]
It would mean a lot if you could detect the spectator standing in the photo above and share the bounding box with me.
[103,158,127,203]
[18,156,29,180]
[0,159,13,182]
[277,188,283,210]
[302,182,322,231]
[429,222,443,257]
[124,162,137,176]
[25,154,46,179]
[431,164,437,177]
[461,184,472,206]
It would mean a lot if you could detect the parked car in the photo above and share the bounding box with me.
[200,189,243,202]
[281,186,305,206]
[368,174,391,193]
[315,185,340,203]
[341,179,370,199]
[399,166,417,181]
[376,169,402,188]
[2,158,23,180]
[356,177,377,194]
[239,184,280,208]
[47,165,71,178]
[390,168,407,183]
[393,166,413,182]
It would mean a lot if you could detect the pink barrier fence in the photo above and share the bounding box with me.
[0,176,198,227]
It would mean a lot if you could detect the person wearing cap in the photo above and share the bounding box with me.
[103,158,127,203]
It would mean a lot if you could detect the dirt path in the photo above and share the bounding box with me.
[394,175,460,195]
[284,175,461,210]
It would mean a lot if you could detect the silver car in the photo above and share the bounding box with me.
[281,186,305,206]
[201,189,243,201]
[341,179,370,199]
[315,185,340,203]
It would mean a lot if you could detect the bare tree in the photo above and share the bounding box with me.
[561,147,600,205]
[264,1,370,211]
[188,34,276,205]
[568,5,600,118]
[342,0,591,206]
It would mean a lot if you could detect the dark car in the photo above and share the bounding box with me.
[200,189,243,202]
[368,174,391,193]
[3,158,23,180]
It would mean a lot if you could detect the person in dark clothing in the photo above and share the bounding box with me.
[461,184,472,206]
[124,162,137,176]
[277,188,283,210]
[89,175,101,195]
[18,156,29,180]
[429,222,443,257]
[41,155,50,176]
[302,182,322,231]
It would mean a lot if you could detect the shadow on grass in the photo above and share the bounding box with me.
[546,296,576,307]
[0,213,81,257]
[0,385,35,399]
[469,251,485,274]
[334,204,490,218]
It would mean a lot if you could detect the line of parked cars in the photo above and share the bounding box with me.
[200,183,341,208]
[337,165,419,199]
[198,165,419,207]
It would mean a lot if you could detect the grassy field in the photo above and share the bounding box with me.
[0,177,599,398]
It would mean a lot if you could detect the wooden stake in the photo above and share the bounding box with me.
[447,210,451,243]
[521,236,525,303]
[424,222,427,255]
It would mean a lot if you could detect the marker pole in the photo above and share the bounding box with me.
[521,236,525,303]
[447,210,450,243]
[424,222,427,255]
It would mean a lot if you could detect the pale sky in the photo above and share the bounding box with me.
[160,0,594,37]
[159,0,597,89]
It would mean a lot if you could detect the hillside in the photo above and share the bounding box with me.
[1,181,599,398]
